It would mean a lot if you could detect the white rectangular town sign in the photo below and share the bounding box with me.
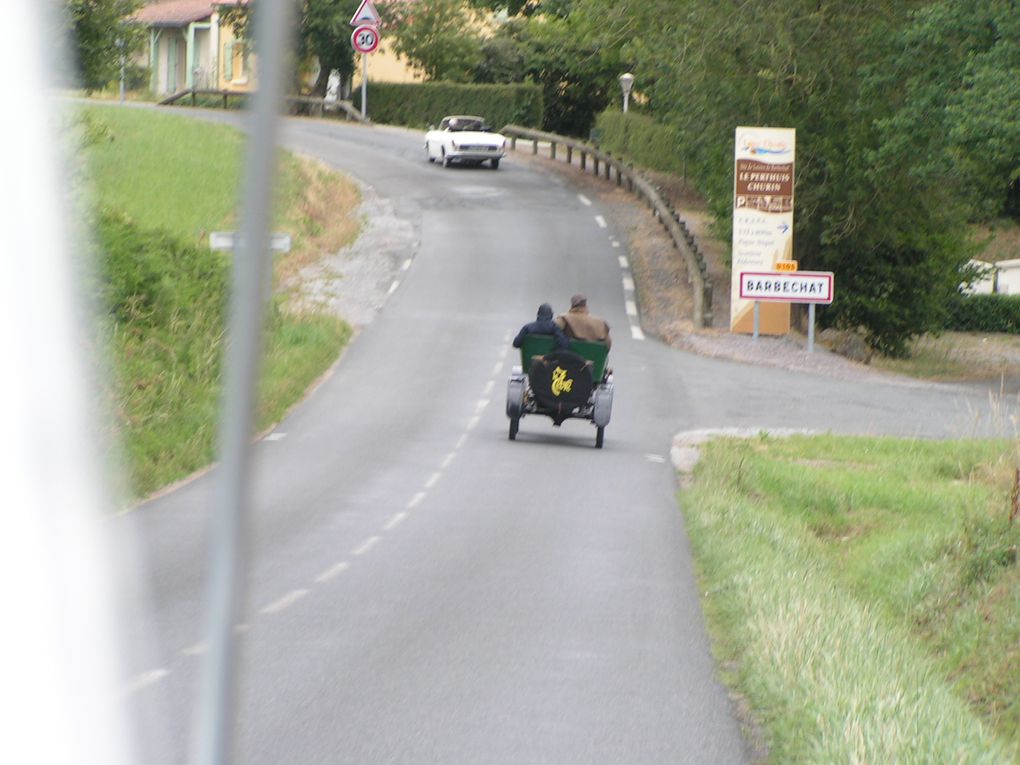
[739,271,834,304]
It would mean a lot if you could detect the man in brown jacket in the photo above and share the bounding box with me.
[555,294,612,349]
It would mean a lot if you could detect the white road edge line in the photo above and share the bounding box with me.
[455,433,468,450]
[622,276,634,291]
[618,255,629,268]
[260,589,309,615]
[124,669,170,695]
[483,379,494,396]
[467,415,480,431]
[626,300,638,317]
[263,432,286,442]
[492,361,504,375]
[425,472,441,489]
[442,451,456,468]
[315,561,350,583]
[631,325,645,340]
[387,280,400,296]
[402,258,412,271]
[612,241,621,248]
[384,511,408,530]
[408,492,426,508]
[578,194,592,206]
[594,215,607,228]
[475,399,489,413]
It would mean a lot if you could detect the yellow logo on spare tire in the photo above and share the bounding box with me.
[551,366,573,396]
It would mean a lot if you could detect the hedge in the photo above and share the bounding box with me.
[945,293,1020,334]
[593,109,685,176]
[354,81,543,130]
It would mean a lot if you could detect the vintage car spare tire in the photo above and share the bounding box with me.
[528,351,593,423]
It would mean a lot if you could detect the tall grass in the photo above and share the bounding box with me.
[683,435,1020,763]
[81,106,358,500]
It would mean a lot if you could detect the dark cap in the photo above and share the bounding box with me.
[570,294,587,308]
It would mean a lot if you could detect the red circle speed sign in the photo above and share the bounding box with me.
[351,24,380,54]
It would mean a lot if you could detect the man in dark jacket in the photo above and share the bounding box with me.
[513,303,570,349]
[555,294,611,349]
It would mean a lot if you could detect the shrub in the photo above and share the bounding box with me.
[945,293,1020,334]
[594,110,685,175]
[355,81,543,129]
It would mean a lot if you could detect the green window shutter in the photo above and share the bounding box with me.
[223,41,233,80]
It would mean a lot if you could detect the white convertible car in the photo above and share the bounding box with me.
[425,115,506,169]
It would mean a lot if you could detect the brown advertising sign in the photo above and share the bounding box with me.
[734,159,794,213]
[730,127,796,334]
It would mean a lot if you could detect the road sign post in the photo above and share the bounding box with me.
[740,270,834,352]
[350,1,382,121]
[350,25,380,119]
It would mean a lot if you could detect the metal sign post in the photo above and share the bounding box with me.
[740,270,835,352]
[350,25,380,119]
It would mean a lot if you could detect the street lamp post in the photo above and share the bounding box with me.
[619,72,635,113]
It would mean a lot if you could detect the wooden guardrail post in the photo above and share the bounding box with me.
[566,145,573,165]
[532,138,538,155]
[550,142,556,160]
[580,150,587,170]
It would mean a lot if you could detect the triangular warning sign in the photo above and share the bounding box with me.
[350,0,381,27]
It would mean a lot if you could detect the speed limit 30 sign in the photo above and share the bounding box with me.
[351,24,379,54]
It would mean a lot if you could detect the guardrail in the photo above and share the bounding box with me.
[159,89,367,123]
[501,124,713,328]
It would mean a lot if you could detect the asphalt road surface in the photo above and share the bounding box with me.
[113,110,1020,764]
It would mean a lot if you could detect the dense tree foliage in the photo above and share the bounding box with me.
[65,0,142,91]
[383,0,484,81]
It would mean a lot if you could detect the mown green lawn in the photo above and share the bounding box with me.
[682,434,1020,763]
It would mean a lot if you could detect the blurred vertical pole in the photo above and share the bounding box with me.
[193,1,297,763]
[1,3,132,765]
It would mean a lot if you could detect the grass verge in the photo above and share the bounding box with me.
[81,105,360,500]
[682,434,1020,763]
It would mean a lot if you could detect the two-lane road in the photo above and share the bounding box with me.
[116,112,1019,764]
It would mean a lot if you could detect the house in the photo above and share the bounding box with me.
[131,0,252,97]
[131,0,427,101]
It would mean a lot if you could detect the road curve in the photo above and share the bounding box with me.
[114,110,1020,764]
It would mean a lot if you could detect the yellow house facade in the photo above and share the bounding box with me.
[133,0,426,99]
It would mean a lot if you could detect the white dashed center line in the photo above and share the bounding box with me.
[352,537,381,556]
[125,669,170,695]
[315,561,350,583]
[384,512,408,530]
[408,491,426,508]
[625,300,638,317]
[387,280,400,295]
[442,451,456,468]
[425,472,441,489]
[264,432,286,442]
[261,589,309,615]
[578,194,592,206]
[594,215,607,228]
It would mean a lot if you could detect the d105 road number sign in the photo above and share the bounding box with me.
[739,270,834,304]
[351,24,380,54]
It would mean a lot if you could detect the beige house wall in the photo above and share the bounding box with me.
[352,43,423,87]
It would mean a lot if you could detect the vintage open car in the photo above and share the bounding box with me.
[505,334,614,448]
